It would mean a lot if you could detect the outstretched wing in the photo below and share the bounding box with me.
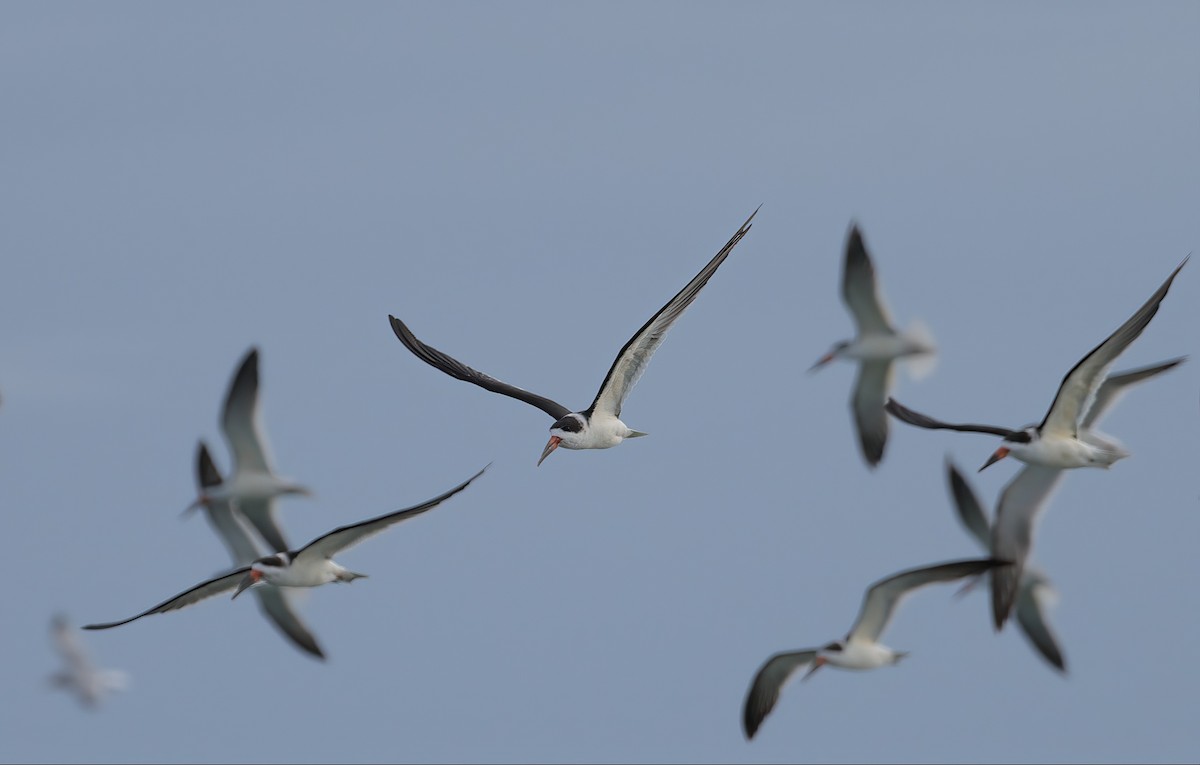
[1080,357,1185,431]
[83,568,250,631]
[989,465,1065,629]
[884,398,1016,438]
[389,316,571,420]
[1039,259,1186,438]
[586,207,757,419]
[850,558,1005,643]
[841,223,897,336]
[296,465,488,563]
[742,649,819,740]
[221,348,275,474]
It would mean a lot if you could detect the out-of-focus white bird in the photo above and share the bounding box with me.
[49,614,129,709]
[809,223,936,468]
[185,348,311,553]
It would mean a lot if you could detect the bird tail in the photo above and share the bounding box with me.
[902,318,938,381]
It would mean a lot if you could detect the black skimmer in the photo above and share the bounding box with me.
[945,460,1066,672]
[975,358,1184,629]
[185,348,311,552]
[809,223,936,468]
[388,208,758,466]
[84,466,487,633]
[741,557,1009,740]
[49,614,129,709]
[885,257,1186,473]
[191,440,326,659]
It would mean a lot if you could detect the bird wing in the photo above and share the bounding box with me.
[296,465,487,563]
[1039,259,1186,438]
[234,496,290,555]
[195,440,223,490]
[254,587,325,660]
[194,441,267,565]
[1080,357,1185,432]
[849,558,1005,643]
[741,649,818,740]
[586,208,757,419]
[850,360,894,468]
[388,315,571,420]
[841,223,897,336]
[203,497,265,566]
[884,398,1016,437]
[221,347,275,474]
[1014,573,1066,673]
[989,464,1065,629]
[82,567,250,631]
[945,459,992,549]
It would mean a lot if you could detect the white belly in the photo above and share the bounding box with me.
[1012,435,1123,469]
[561,414,631,450]
[825,640,897,670]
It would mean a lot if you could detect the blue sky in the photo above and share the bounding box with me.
[3,3,1197,763]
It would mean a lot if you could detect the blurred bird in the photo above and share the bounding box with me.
[49,614,129,709]
[741,557,1007,740]
[185,347,311,552]
[809,223,936,468]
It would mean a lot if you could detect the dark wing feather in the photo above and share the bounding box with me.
[82,568,250,631]
[945,459,992,549]
[885,398,1017,438]
[585,207,757,418]
[254,587,325,660]
[388,316,571,420]
[1039,258,1186,436]
[742,650,818,740]
[296,465,487,563]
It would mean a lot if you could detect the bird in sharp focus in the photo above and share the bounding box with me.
[884,257,1186,474]
[84,466,487,634]
[388,208,758,466]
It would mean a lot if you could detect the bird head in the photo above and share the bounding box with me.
[539,413,586,466]
[233,554,289,599]
[808,341,850,373]
[979,426,1036,471]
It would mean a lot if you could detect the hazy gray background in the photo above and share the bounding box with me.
[3,3,1196,763]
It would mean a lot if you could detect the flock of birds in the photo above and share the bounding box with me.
[49,208,1187,744]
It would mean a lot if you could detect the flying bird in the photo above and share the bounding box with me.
[945,459,1065,672]
[975,358,1183,628]
[389,208,758,466]
[85,466,487,633]
[741,557,1008,740]
[189,440,325,659]
[885,257,1186,473]
[48,614,129,709]
[185,348,311,552]
[809,223,936,467]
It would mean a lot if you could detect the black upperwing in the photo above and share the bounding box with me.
[389,315,571,420]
